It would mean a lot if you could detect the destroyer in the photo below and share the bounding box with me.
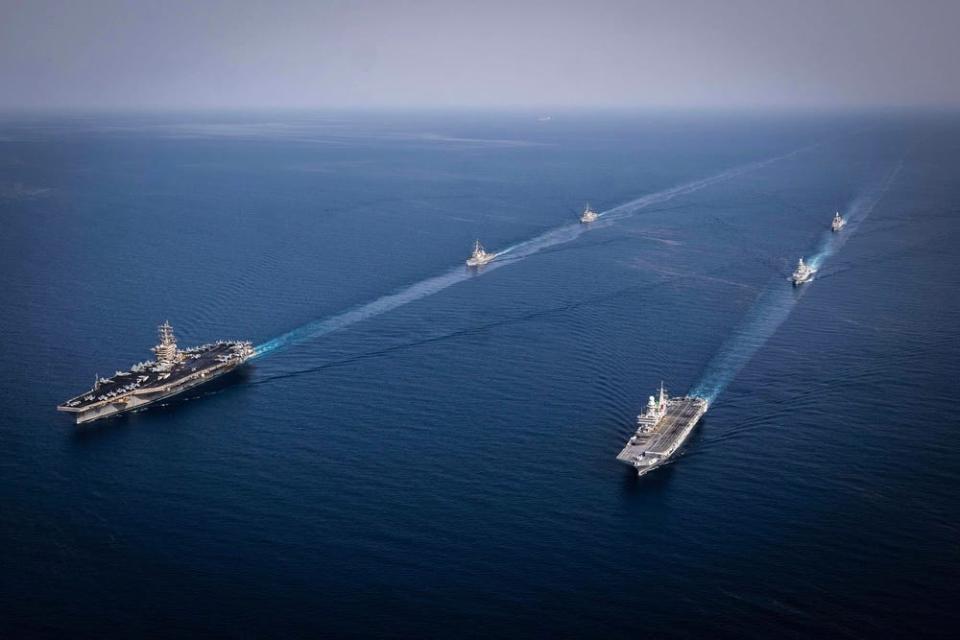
[465,239,496,267]
[791,257,815,286]
[831,211,846,232]
[617,383,708,476]
[579,203,599,223]
[57,321,254,424]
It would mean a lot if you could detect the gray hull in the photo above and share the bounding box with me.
[617,397,708,476]
[61,360,244,424]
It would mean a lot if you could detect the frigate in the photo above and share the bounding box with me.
[465,239,496,267]
[580,203,599,223]
[831,211,846,232]
[792,257,816,286]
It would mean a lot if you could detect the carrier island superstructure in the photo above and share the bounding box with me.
[57,322,254,424]
[617,383,709,476]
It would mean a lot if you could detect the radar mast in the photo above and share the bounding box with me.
[153,321,180,369]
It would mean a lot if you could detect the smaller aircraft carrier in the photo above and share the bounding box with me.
[58,321,254,424]
[617,383,709,476]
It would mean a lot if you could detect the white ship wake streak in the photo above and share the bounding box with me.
[254,148,811,357]
[690,163,902,404]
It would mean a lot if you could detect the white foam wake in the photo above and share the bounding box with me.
[255,148,813,357]
[690,163,902,404]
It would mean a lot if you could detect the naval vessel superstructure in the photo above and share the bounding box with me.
[580,203,599,223]
[831,211,846,232]
[57,322,254,424]
[792,257,815,286]
[466,239,496,267]
[617,383,709,476]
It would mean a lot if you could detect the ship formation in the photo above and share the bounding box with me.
[617,383,709,476]
[615,208,844,474]
[58,205,844,477]
[58,322,254,424]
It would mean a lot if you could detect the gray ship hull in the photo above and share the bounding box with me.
[60,359,246,424]
[617,396,708,476]
[58,330,254,425]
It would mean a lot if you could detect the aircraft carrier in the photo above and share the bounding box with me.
[57,322,255,424]
[617,383,709,476]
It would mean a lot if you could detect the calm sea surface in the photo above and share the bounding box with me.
[1,111,958,638]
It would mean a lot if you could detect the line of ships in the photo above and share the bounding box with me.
[790,212,845,286]
[58,207,848,477]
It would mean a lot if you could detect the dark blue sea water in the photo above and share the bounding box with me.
[1,110,958,638]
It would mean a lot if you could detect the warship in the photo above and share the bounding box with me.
[465,239,496,267]
[792,257,816,286]
[57,322,254,424]
[617,383,709,476]
[579,203,599,223]
[831,211,846,232]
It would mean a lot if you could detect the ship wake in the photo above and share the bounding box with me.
[690,162,901,404]
[254,147,813,357]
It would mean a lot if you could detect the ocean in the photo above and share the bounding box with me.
[1,110,957,638]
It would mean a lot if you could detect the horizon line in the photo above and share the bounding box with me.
[2,103,959,115]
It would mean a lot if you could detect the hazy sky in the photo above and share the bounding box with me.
[1,0,958,109]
